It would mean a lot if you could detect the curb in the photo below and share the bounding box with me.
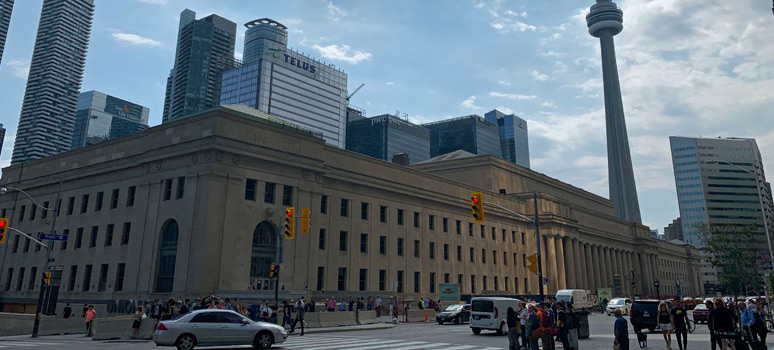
[296,323,397,335]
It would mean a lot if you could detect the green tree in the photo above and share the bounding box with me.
[696,223,763,295]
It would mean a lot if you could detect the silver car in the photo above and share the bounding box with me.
[153,309,288,350]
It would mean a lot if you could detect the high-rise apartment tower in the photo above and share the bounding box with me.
[0,0,13,65]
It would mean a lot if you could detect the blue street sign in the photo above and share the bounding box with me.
[38,233,68,241]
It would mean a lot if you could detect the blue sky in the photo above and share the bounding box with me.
[1,0,773,233]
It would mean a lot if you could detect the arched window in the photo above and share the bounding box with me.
[154,219,179,293]
[250,221,277,279]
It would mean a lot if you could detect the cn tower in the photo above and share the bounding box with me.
[586,0,642,224]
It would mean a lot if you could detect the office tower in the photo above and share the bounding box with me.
[0,123,5,158]
[11,0,94,164]
[220,18,349,148]
[586,0,642,224]
[71,91,150,150]
[484,109,530,168]
[0,0,13,65]
[663,217,684,242]
[423,115,500,158]
[162,9,236,122]
[346,113,431,164]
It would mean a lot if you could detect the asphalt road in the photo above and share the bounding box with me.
[2,313,772,350]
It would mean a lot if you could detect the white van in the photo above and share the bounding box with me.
[469,297,522,335]
[556,289,592,310]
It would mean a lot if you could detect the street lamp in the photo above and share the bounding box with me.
[1,181,62,338]
[705,159,774,313]
[654,279,661,300]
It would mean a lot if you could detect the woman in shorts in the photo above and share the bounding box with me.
[658,301,673,349]
[131,306,144,339]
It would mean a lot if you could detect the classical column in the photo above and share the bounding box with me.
[572,239,583,289]
[625,252,633,295]
[555,236,567,290]
[615,250,624,294]
[593,245,602,291]
[546,236,559,293]
[600,247,609,288]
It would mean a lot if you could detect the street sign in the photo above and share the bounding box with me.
[438,283,460,302]
[38,233,68,241]
[543,277,551,285]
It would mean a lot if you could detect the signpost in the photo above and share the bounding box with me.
[38,233,68,241]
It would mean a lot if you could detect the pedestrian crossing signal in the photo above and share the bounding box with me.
[284,208,295,239]
[0,218,8,244]
[42,271,51,286]
[471,192,485,223]
[527,254,539,275]
[301,208,311,234]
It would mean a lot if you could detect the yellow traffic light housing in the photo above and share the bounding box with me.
[0,217,8,244]
[471,192,485,223]
[284,207,295,239]
[301,208,311,234]
[42,271,51,286]
[526,254,539,275]
[269,264,279,278]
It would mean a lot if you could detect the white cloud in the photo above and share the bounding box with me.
[327,2,348,22]
[235,52,243,61]
[495,106,515,114]
[472,1,485,9]
[540,50,565,58]
[312,44,372,64]
[504,10,527,17]
[461,95,484,111]
[489,92,537,100]
[497,80,511,86]
[6,59,29,79]
[531,70,548,82]
[386,81,395,85]
[136,0,168,4]
[541,101,557,108]
[111,33,163,47]
[490,19,536,33]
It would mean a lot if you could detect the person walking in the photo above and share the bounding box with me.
[327,298,336,312]
[556,301,570,350]
[85,305,96,337]
[519,302,529,349]
[539,303,555,350]
[712,298,738,350]
[63,303,72,319]
[739,301,756,347]
[282,300,292,329]
[658,301,674,349]
[526,304,541,350]
[751,300,768,343]
[567,302,579,350]
[707,300,720,350]
[131,306,145,339]
[672,299,689,350]
[614,309,630,350]
[375,295,382,317]
[293,299,306,336]
[507,307,520,350]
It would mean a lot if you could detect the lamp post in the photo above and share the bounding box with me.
[1,180,62,338]
[654,279,661,300]
[705,159,774,314]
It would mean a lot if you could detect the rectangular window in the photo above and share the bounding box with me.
[456,220,461,235]
[471,275,476,294]
[104,224,114,247]
[111,189,119,209]
[505,277,509,291]
[359,269,367,291]
[68,265,77,291]
[458,274,463,287]
[89,226,98,247]
[360,233,368,253]
[397,271,404,293]
[483,276,487,291]
[16,267,24,291]
[12,235,19,253]
[264,183,276,204]
[414,271,420,293]
[493,250,497,265]
[491,227,496,240]
[512,231,516,243]
[468,223,473,236]
[397,238,404,256]
[443,244,449,260]
[444,273,450,284]
[320,195,328,214]
[429,215,435,230]
[430,272,436,294]
[414,240,420,258]
[339,231,348,251]
[429,242,435,259]
[504,252,508,266]
[457,245,462,261]
[318,229,326,250]
[521,254,525,267]
[82,264,92,292]
[337,268,347,291]
[361,202,369,220]
[126,186,135,207]
[443,218,448,232]
[95,192,103,211]
[23,237,30,252]
[35,236,41,252]
[379,236,386,254]
[28,267,37,291]
[482,249,486,263]
[4,268,12,291]
[81,194,89,213]
[470,247,475,262]
[176,176,185,199]
[163,179,172,201]
[379,270,386,291]
[29,204,37,220]
[397,209,404,225]
[98,264,108,292]
[413,212,420,228]
[245,179,257,200]
[316,267,325,291]
[379,206,386,223]
[340,199,349,217]
[494,276,499,291]
[520,278,523,293]
[521,232,526,245]
[502,229,506,242]
[66,197,75,215]
[282,185,293,206]
[75,227,84,249]
[121,222,131,245]
[115,263,126,292]
[61,229,69,250]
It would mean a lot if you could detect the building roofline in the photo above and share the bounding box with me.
[244,18,287,30]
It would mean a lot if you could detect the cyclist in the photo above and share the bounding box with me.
[672,299,689,350]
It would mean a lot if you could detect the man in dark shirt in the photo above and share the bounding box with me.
[63,303,72,318]
[672,300,689,350]
[614,309,629,350]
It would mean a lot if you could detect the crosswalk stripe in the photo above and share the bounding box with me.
[303,339,408,350]
[440,346,479,350]
[390,343,454,350]
[329,340,423,350]
[283,337,356,345]
[0,342,60,347]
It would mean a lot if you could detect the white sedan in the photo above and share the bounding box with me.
[606,298,632,316]
[153,309,288,350]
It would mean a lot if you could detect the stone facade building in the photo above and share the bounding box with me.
[0,107,701,311]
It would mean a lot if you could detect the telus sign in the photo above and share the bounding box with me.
[266,48,316,74]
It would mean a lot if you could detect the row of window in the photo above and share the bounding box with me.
[9,222,132,254]
[3,263,126,293]
[244,180,293,206]
[4,186,138,224]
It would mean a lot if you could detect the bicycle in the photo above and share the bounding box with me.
[686,319,695,333]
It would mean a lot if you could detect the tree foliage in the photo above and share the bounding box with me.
[696,223,763,295]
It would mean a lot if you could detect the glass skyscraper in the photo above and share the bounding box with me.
[71,91,150,150]
[11,0,94,164]
[484,109,530,168]
[220,18,348,148]
[424,115,500,158]
[162,9,236,122]
[0,0,13,66]
[346,114,430,164]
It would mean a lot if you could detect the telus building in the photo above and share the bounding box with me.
[220,18,348,148]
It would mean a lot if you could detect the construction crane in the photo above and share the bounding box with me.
[347,83,365,101]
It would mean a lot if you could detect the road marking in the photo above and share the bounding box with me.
[342,341,427,350]
[0,342,61,348]
[302,339,408,350]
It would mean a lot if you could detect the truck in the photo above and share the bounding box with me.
[555,289,592,310]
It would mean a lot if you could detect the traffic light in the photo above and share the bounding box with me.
[526,254,539,275]
[0,217,8,244]
[284,207,295,239]
[471,192,485,223]
[300,208,311,234]
[269,264,279,278]
[42,271,51,286]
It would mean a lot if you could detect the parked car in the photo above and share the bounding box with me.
[630,299,672,333]
[436,304,471,325]
[470,297,522,335]
[692,303,710,323]
[153,309,287,350]
[606,298,632,316]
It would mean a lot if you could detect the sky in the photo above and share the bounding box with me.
[1,0,773,233]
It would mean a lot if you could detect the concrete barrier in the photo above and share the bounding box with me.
[406,309,437,322]
[0,312,34,336]
[302,311,322,328]
[91,315,135,340]
[318,311,357,327]
[357,310,378,325]
[39,317,85,336]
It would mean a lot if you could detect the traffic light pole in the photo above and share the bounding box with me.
[32,179,62,338]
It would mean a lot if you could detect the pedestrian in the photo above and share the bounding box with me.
[161,298,176,321]
[348,296,354,311]
[260,301,271,322]
[712,298,737,350]
[751,300,768,343]
[672,299,689,350]
[82,303,88,318]
[180,299,191,315]
[658,301,673,349]
[282,300,292,328]
[425,297,430,310]
[519,302,529,349]
[85,305,96,337]
[376,295,382,317]
[526,304,541,350]
[739,301,756,347]
[556,301,570,350]
[707,300,720,350]
[539,303,555,350]
[328,297,336,312]
[131,306,145,339]
[567,302,579,350]
[507,306,520,350]
[151,299,161,328]
[224,298,232,311]
[294,299,306,336]
[63,303,72,319]
[339,300,347,311]
[614,309,630,350]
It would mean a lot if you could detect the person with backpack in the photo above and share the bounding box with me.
[567,302,579,350]
[539,302,555,350]
[526,304,541,350]
[750,300,768,344]
[556,301,570,350]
